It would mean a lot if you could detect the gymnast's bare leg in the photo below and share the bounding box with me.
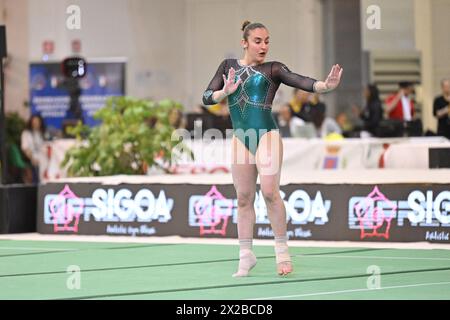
[256,130,292,275]
[231,135,258,277]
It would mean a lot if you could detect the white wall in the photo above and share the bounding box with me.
[186,0,324,110]
[24,0,323,112]
[361,0,416,51]
[28,0,188,106]
[431,0,450,93]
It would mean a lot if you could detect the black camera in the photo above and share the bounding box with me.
[60,57,87,128]
[61,57,87,79]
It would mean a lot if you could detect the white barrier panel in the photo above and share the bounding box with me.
[39,137,450,182]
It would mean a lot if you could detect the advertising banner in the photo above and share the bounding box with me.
[37,182,450,243]
[29,59,126,130]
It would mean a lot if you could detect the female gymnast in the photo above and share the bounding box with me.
[202,21,343,277]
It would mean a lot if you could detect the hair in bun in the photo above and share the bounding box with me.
[241,21,266,40]
[241,20,251,32]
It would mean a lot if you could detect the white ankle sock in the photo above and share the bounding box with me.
[232,239,257,277]
[274,236,291,264]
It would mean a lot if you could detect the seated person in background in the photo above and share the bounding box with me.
[310,103,342,138]
[5,112,33,184]
[289,88,328,124]
[385,81,415,121]
[433,78,450,139]
[168,108,186,129]
[7,143,33,184]
[310,93,325,108]
[352,84,383,136]
[277,103,306,137]
[336,112,355,136]
[289,88,306,116]
[200,98,232,135]
[214,98,231,118]
[21,114,46,184]
[200,98,228,117]
[192,104,206,114]
[289,88,314,122]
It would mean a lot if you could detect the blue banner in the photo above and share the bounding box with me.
[29,59,126,130]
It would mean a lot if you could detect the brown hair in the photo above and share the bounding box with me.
[241,20,267,41]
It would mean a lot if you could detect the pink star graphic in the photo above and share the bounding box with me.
[194,186,232,236]
[49,184,84,233]
[354,186,397,239]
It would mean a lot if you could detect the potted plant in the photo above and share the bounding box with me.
[61,96,193,176]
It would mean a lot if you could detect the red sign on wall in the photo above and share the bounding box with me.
[71,39,81,54]
[42,40,54,55]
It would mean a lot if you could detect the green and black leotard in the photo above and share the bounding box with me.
[203,59,317,154]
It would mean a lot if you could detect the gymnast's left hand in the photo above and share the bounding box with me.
[222,67,242,96]
[324,64,343,91]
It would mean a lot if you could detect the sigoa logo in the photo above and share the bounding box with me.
[44,187,173,225]
[188,187,331,231]
[407,191,450,225]
[279,190,330,225]
[249,190,330,225]
[349,188,450,237]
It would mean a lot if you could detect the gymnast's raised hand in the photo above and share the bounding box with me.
[313,64,343,93]
[324,64,343,91]
[222,67,242,95]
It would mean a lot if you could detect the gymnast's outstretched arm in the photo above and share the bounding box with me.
[272,62,343,93]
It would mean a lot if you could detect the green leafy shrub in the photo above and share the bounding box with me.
[62,96,192,176]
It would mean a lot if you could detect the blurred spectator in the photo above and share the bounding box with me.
[213,100,232,135]
[277,103,306,137]
[7,143,33,184]
[21,114,46,183]
[201,98,228,117]
[192,104,205,114]
[385,81,415,121]
[310,103,342,138]
[433,78,450,139]
[353,84,383,136]
[5,112,33,184]
[336,112,354,136]
[289,88,314,122]
[197,99,232,135]
[168,108,186,129]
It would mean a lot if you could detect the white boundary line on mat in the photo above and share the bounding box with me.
[0,233,449,250]
[0,247,76,251]
[295,254,450,261]
[249,281,450,300]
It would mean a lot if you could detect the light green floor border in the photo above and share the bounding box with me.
[0,240,449,300]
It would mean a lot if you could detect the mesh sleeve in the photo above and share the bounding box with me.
[272,62,317,93]
[202,59,227,105]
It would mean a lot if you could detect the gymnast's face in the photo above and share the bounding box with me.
[243,28,269,65]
